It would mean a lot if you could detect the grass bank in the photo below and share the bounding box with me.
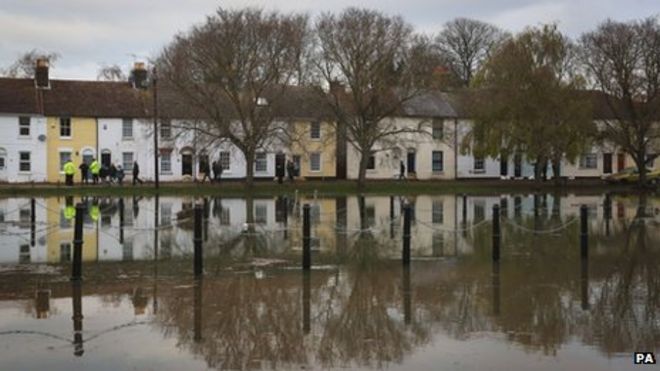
[0,179,649,198]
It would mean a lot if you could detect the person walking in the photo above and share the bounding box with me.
[287,160,295,182]
[132,161,143,185]
[199,159,211,183]
[116,164,125,185]
[212,160,223,183]
[109,163,117,185]
[78,162,89,185]
[89,158,100,185]
[63,159,76,186]
[399,160,406,180]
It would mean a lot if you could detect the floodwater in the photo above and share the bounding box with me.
[0,192,658,370]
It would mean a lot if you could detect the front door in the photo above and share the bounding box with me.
[617,153,625,171]
[275,153,286,177]
[500,155,508,177]
[293,155,301,176]
[514,154,522,178]
[182,154,193,176]
[407,151,416,174]
[101,152,111,168]
[603,153,613,174]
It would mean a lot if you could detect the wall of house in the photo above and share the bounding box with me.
[46,117,97,183]
[346,117,456,180]
[289,120,337,179]
[0,115,48,182]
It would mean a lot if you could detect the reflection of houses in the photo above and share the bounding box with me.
[0,198,48,263]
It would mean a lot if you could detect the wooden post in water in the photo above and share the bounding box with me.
[580,205,588,259]
[402,205,411,266]
[71,203,85,281]
[119,198,124,244]
[492,204,500,262]
[30,198,36,247]
[462,194,467,224]
[604,193,612,237]
[302,204,311,271]
[72,281,84,356]
[194,204,203,277]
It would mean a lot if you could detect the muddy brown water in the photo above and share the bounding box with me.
[0,192,658,370]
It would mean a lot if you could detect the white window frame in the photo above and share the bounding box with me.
[59,118,72,138]
[19,116,30,137]
[122,118,133,139]
[160,121,172,139]
[579,153,598,169]
[432,151,444,172]
[19,151,31,172]
[219,151,231,171]
[474,157,485,172]
[255,204,268,224]
[122,152,134,172]
[310,152,321,172]
[310,121,321,140]
[254,153,267,173]
[59,150,72,173]
[160,152,172,174]
[432,120,443,140]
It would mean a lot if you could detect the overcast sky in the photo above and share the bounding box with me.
[1,0,658,80]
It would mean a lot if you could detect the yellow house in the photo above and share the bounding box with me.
[289,120,337,179]
[46,116,97,183]
[45,197,98,263]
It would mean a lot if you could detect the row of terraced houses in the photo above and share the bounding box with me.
[0,61,648,184]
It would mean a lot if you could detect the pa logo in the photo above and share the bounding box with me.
[634,352,656,365]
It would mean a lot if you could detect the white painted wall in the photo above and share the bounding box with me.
[0,115,48,182]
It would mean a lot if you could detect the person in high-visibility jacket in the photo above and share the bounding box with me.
[63,159,76,186]
[89,158,100,185]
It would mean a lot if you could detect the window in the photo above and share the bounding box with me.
[122,118,133,139]
[19,152,31,172]
[160,121,172,139]
[367,155,376,170]
[579,153,597,169]
[20,208,31,227]
[310,152,321,172]
[256,97,268,106]
[122,152,134,172]
[474,157,485,172]
[60,118,71,137]
[19,116,30,136]
[0,157,4,170]
[60,243,72,262]
[219,151,230,171]
[160,152,172,173]
[255,204,267,224]
[59,151,72,172]
[432,120,443,140]
[255,153,267,172]
[432,200,444,224]
[432,151,444,172]
[310,121,321,139]
[160,204,172,226]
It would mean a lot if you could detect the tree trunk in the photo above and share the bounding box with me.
[245,194,256,255]
[357,149,369,190]
[245,149,255,188]
[636,151,648,188]
[533,157,543,183]
[551,157,562,186]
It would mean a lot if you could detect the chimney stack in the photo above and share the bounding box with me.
[130,62,148,89]
[35,58,50,89]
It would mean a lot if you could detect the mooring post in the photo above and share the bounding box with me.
[119,198,125,244]
[303,271,311,334]
[194,204,203,277]
[30,198,36,247]
[303,204,311,271]
[402,205,411,266]
[604,193,612,237]
[71,203,85,281]
[492,204,501,262]
[580,205,588,259]
[462,194,467,225]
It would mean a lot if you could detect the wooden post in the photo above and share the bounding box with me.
[580,205,588,259]
[194,204,203,277]
[604,193,612,237]
[402,205,411,266]
[71,203,85,281]
[119,198,124,244]
[30,198,36,247]
[302,204,311,271]
[492,204,500,262]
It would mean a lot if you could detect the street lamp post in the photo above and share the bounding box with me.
[152,67,159,189]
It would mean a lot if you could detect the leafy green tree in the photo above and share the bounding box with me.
[466,24,594,182]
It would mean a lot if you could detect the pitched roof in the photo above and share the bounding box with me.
[0,78,150,118]
[400,90,457,118]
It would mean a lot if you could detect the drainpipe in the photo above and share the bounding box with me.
[454,119,459,180]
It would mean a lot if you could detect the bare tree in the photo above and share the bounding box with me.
[434,18,507,87]
[313,8,436,188]
[97,64,126,81]
[158,8,309,186]
[1,49,59,77]
[581,18,660,186]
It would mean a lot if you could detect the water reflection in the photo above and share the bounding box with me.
[0,192,658,370]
